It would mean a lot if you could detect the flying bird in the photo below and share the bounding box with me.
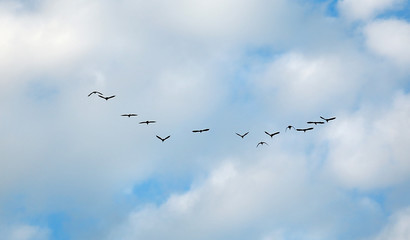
[88,91,103,97]
[139,120,156,125]
[121,114,138,118]
[98,95,116,101]
[307,121,324,125]
[296,127,314,132]
[156,135,170,142]
[285,125,296,131]
[236,132,249,138]
[256,141,269,147]
[320,116,336,122]
[265,131,280,138]
[192,128,210,133]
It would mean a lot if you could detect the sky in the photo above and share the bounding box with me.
[1,0,410,239]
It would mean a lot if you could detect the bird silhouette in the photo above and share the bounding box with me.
[256,141,268,147]
[265,131,280,138]
[296,127,314,132]
[285,125,296,131]
[307,121,324,125]
[88,91,103,97]
[236,132,249,138]
[320,116,336,122]
[156,135,170,142]
[98,95,116,101]
[139,120,156,125]
[192,129,210,133]
[121,114,138,118]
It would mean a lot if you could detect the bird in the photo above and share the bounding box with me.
[88,91,103,97]
[296,127,314,132]
[121,114,138,118]
[285,125,296,131]
[156,135,170,142]
[236,132,249,138]
[307,121,324,125]
[320,116,336,122]
[139,120,156,125]
[265,131,280,138]
[98,95,116,101]
[192,128,210,133]
[256,141,268,147]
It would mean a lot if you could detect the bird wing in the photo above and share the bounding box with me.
[306,127,314,131]
[329,117,336,121]
[156,135,163,141]
[139,121,147,124]
[264,131,270,136]
[121,114,128,117]
[164,136,170,140]
[148,121,156,123]
[273,132,280,136]
[107,95,116,99]
[193,130,199,133]
[296,129,303,131]
[202,129,210,132]
[243,132,249,137]
[88,92,93,97]
[98,95,106,99]
[236,133,242,137]
[320,116,326,121]
[307,121,314,124]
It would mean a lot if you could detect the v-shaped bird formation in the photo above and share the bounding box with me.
[88,90,336,146]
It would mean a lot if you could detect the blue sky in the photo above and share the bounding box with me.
[1,0,410,239]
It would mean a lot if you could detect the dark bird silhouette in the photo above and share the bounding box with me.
[156,135,170,142]
[256,141,268,147]
[192,128,210,133]
[320,116,336,122]
[236,132,249,138]
[285,125,296,132]
[121,114,138,118]
[98,95,116,101]
[139,120,156,125]
[307,121,324,125]
[265,131,280,138]
[296,127,314,132]
[88,91,103,97]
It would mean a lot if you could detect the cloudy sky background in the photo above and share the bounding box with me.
[1,0,410,239]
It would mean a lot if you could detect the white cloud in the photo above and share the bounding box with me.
[372,207,410,240]
[253,51,369,116]
[364,19,410,67]
[107,155,383,240]
[324,92,410,189]
[338,0,404,21]
[0,224,50,240]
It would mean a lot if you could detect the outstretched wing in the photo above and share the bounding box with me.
[98,95,106,100]
[202,129,210,132]
[264,131,271,136]
[156,135,164,141]
[107,95,116,100]
[320,116,326,121]
[243,132,249,137]
[148,121,156,124]
[164,135,171,141]
[193,130,200,133]
[139,121,147,124]
[306,127,314,131]
[273,131,280,136]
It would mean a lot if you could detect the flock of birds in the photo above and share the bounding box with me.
[88,91,336,147]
